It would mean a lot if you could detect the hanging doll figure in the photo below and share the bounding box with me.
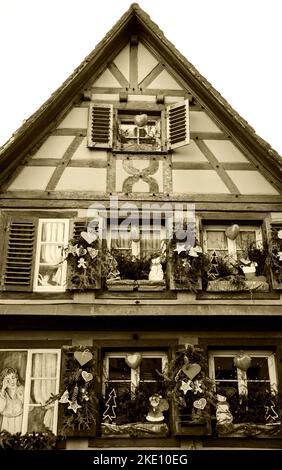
[149,256,164,281]
[215,394,234,434]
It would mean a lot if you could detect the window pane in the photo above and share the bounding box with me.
[140,358,162,381]
[236,231,256,252]
[139,382,159,396]
[30,379,57,404]
[106,382,131,398]
[214,357,238,380]
[248,382,271,396]
[108,358,131,380]
[246,357,270,381]
[206,231,228,257]
[27,405,55,433]
[41,221,65,242]
[31,353,58,378]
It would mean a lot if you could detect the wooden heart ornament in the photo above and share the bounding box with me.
[233,352,252,371]
[225,224,240,240]
[81,371,93,382]
[74,350,93,366]
[81,231,97,244]
[182,363,201,380]
[125,353,142,369]
[193,398,207,410]
[134,114,148,127]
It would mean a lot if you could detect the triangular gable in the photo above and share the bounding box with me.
[0,3,281,196]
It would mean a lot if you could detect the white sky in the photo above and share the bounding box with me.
[0,0,281,155]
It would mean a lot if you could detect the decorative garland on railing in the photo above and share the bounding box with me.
[0,431,57,450]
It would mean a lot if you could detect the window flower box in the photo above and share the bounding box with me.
[217,423,282,438]
[136,280,166,291]
[207,277,269,292]
[106,279,135,291]
[101,422,169,438]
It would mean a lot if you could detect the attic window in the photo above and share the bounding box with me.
[87,100,189,151]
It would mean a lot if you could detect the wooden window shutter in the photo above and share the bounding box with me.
[67,219,102,290]
[57,346,99,437]
[1,216,38,291]
[167,99,189,150]
[87,103,113,148]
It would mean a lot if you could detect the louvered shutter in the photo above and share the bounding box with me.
[167,99,189,150]
[268,221,282,289]
[87,103,113,148]
[1,216,38,291]
[57,346,99,437]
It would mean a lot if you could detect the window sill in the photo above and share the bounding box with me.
[101,422,169,438]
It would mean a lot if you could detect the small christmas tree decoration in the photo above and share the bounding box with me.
[265,399,281,425]
[103,388,117,422]
[209,250,219,278]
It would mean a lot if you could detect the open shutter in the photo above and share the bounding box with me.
[87,103,113,148]
[267,220,282,289]
[1,216,37,291]
[67,219,103,290]
[58,346,98,437]
[167,99,189,150]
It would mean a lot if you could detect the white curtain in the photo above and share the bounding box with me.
[41,222,65,265]
[30,353,58,431]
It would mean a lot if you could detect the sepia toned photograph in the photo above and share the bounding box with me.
[0,0,281,463]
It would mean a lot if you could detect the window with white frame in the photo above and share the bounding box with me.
[203,225,263,260]
[0,349,61,434]
[33,219,69,292]
[209,350,278,423]
[103,352,167,399]
[108,220,167,259]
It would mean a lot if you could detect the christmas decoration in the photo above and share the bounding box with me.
[193,380,203,394]
[233,352,252,371]
[174,243,187,254]
[103,388,117,422]
[193,398,207,410]
[81,230,98,244]
[76,246,87,257]
[278,230,282,239]
[74,350,93,366]
[180,380,193,395]
[216,394,233,425]
[146,394,169,422]
[77,257,87,269]
[149,256,164,281]
[87,247,98,259]
[182,362,201,380]
[134,113,148,127]
[265,399,281,425]
[225,224,240,240]
[208,250,219,278]
[81,371,93,382]
[125,353,142,369]
[68,400,82,413]
[59,390,70,404]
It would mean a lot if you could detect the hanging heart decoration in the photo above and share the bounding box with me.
[134,114,148,127]
[81,371,93,382]
[125,353,142,369]
[233,352,252,371]
[225,224,240,240]
[74,350,93,366]
[182,363,201,380]
[81,231,97,244]
[193,398,207,410]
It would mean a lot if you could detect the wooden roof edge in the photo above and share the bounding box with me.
[0,3,281,185]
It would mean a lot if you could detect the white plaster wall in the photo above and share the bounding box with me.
[91,93,119,102]
[190,111,222,133]
[227,171,279,195]
[165,96,185,104]
[172,169,229,193]
[172,141,208,163]
[137,42,158,83]
[205,140,248,162]
[113,43,130,81]
[71,139,107,161]
[8,167,55,190]
[58,107,88,129]
[148,69,183,90]
[32,136,74,159]
[92,68,120,87]
[55,168,107,191]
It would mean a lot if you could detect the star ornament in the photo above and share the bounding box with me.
[174,243,187,255]
[180,380,193,395]
[68,400,82,413]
